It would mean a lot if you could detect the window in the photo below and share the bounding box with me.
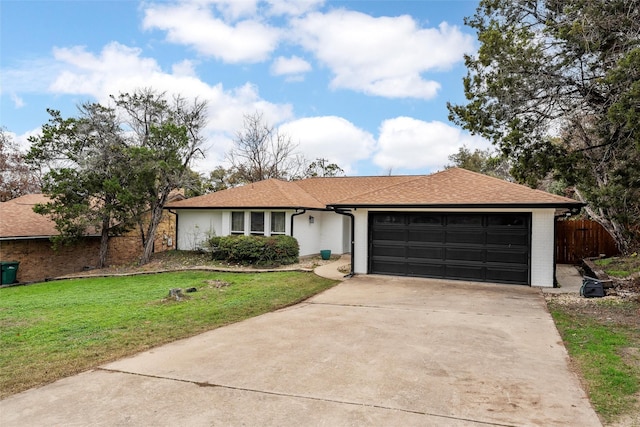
[231,212,244,234]
[271,212,285,234]
[250,212,264,234]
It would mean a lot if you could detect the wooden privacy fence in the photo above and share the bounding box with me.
[555,219,619,264]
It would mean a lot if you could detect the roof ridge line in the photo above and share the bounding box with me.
[273,179,325,207]
[330,175,423,205]
[290,180,325,207]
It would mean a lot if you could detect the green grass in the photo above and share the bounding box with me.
[0,271,337,398]
[594,255,640,278]
[548,301,640,423]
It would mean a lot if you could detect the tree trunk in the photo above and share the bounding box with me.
[575,189,631,254]
[139,193,168,265]
[98,217,110,268]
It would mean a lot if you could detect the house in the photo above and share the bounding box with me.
[0,194,179,283]
[165,168,583,287]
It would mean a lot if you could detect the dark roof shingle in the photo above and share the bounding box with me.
[165,168,582,210]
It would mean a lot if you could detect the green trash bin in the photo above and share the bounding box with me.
[1,261,20,285]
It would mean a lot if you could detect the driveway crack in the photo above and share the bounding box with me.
[98,368,517,427]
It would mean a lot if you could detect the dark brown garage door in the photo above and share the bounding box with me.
[369,212,531,285]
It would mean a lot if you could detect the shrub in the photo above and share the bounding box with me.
[206,235,299,266]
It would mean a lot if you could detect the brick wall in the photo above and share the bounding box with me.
[1,238,103,283]
[0,210,177,284]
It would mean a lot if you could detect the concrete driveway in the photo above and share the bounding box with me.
[1,275,600,426]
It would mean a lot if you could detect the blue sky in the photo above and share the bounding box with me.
[1,0,490,176]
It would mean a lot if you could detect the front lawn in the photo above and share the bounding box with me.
[547,296,640,425]
[0,271,337,398]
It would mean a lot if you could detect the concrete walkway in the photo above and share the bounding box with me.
[313,253,351,280]
[545,264,584,294]
[0,270,600,426]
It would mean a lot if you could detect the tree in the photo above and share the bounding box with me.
[26,89,208,267]
[112,89,207,264]
[302,158,345,178]
[228,112,304,183]
[26,105,138,267]
[200,166,244,193]
[0,128,40,201]
[446,146,512,181]
[448,0,640,253]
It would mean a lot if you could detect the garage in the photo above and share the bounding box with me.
[368,212,531,285]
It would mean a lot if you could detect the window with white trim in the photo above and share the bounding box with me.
[231,211,244,234]
[271,212,285,234]
[250,211,264,234]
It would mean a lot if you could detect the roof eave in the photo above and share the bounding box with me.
[327,202,585,209]
[165,205,330,211]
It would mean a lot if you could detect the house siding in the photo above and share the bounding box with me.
[174,209,349,258]
[351,207,557,287]
[530,209,555,287]
[175,210,223,250]
[292,211,320,256]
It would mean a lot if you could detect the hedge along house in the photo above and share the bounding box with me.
[165,168,583,287]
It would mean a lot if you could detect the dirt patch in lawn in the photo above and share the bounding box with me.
[546,293,640,329]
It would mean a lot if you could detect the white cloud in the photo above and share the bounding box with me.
[266,0,324,16]
[270,55,311,77]
[11,128,41,152]
[8,41,293,173]
[143,2,281,63]
[279,116,376,174]
[171,59,198,77]
[206,0,259,21]
[290,10,474,99]
[46,42,291,128]
[10,93,25,108]
[373,117,491,172]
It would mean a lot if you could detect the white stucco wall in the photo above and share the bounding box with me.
[175,209,350,257]
[352,207,558,287]
[353,210,369,275]
[530,209,556,287]
[175,210,223,250]
[292,212,320,256]
[292,211,350,256]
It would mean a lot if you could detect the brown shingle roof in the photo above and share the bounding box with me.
[331,168,581,206]
[165,168,581,210]
[166,178,325,209]
[294,175,416,205]
[0,194,60,238]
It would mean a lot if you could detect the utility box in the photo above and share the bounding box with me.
[0,261,20,285]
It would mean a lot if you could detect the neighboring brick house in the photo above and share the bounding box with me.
[0,194,179,283]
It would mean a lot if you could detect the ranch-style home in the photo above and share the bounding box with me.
[165,168,583,287]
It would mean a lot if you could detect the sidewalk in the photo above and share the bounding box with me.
[313,254,351,281]
[545,264,584,294]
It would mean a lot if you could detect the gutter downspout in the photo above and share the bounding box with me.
[332,207,355,278]
[168,209,178,250]
[290,208,306,238]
